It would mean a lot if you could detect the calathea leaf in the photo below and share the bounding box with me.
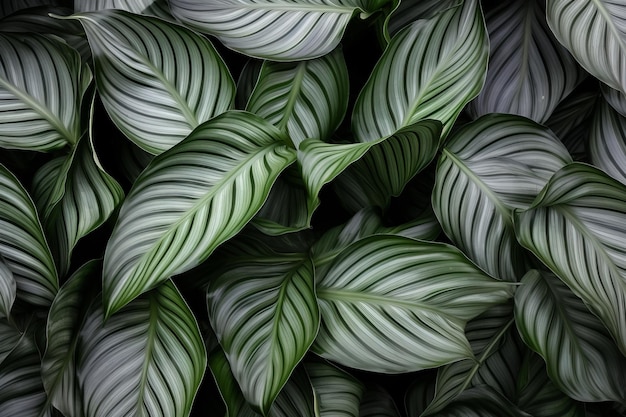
[468,0,583,123]
[207,257,318,415]
[589,97,626,185]
[601,83,626,117]
[305,360,364,417]
[103,111,296,316]
[78,280,206,417]
[385,0,462,38]
[209,347,258,417]
[428,386,530,417]
[432,114,572,282]
[236,59,263,110]
[352,0,488,141]
[514,269,626,403]
[74,0,173,20]
[0,0,64,18]
[313,235,514,373]
[0,32,91,151]
[405,378,436,417]
[169,0,388,61]
[359,385,401,417]
[0,320,22,366]
[66,9,235,154]
[0,255,16,319]
[514,163,626,356]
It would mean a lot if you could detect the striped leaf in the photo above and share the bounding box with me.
[468,0,583,123]
[78,280,206,417]
[428,386,529,417]
[513,163,626,355]
[0,164,57,308]
[0,0,63,19]
[546,0,626,94]
[352,0,488,142]
[103,111,296,315]
[0,32,91,151]
[209,347,259,417]
[405,379,436,417]
[313,235,514,373]
[359,385,401,417]
[432,114,572,281]
[169,0,387,61]
[236,59,263,110]
[207,257,318,415]
[590,98,626,185]
[305,360,364,417]
[74,0,173,20]
[41,260,100,417]
[0,321,22,366]
[386,0,462,37]
[514,269,626,403]
[68,10,235,154]
[601,83,626,117]
[246,48,349,147]
[0,255,15,319]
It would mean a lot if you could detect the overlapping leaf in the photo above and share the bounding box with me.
[385,0,462,37]
[69,10,235,154]
[313,235,513,373]
[590,98,626,185]
[0,256,15,318]
[0,321,22,366]
[359,385,401,417]
[305,360,364,417]
[103,111,296,316]
[601,83,626,116]
[0,0,63,19]
[74,0,173,20]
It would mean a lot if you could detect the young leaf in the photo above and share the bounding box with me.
[313,235,514,373]
[305,360,364,417]
[590,98,626,185]
[103,111,296,316]
[0,255,15,319]
[68,10,235,154]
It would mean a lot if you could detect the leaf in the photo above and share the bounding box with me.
[352,0,488,141]
[514,269,626,403]
[468,0,583,123]
[0,0,63,18]
[514,163,626,356]
[385,0,462,37]
[313,235,514,373]
[246,48,349,147]
[103,111,296,316]
[68,10,235,154]
[428,386,530,417]
[0,320,22,366]
[305,360,364,417]
[207,258,318,415]
[236,59,263,110]
[359,385,401,417]
[0,32,91,150]
[209,347,259,417]
[546,0,626,94]
[432,114,572,282]
[601,83,626,117]
[0,255,16,318]
[590,98,626,185]
[0,164,57,308]
[405,379,436,417]
[74,0,173,20]
[168,0,386,61]
[78,280,206,417]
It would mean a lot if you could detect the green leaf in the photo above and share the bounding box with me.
[313,235,514,373]
[546,0,626,94]
[68,10,235,154]
[405,379,436,417]
[385,0,462,37]
[428,386,530,417]
[0,0,63,19]
[168,0,387,61]
[590,98,626,185]
[74,0,173,20]
[468,0,583,123]
[210,347,259,417]
[0,32,90,150]
[432,114,572,281]
[236,59,263,110]
[0,255,16,319]
[514,269,626,403]
[207,258,318,415]
[601,83,626,117]
[0,320,22,366]
[103,111,296,316]
[305,360,364,417]
[78,280,206,417]
[359,385,401,417]
[0,164,57,308]
[514,163,626,356]
[246,48,349,147]
[352,0,488,141]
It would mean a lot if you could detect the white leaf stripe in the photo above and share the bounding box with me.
[386,0,462,37]
[601,83,626,117]
[208,348,258,417]
[169,0,367,61]
[515,270,626,403]
[514,163,626,355]
[0,164,57,307]
[590,98,626,185]
[352,0,488,142]
[305,361,364,417]
[208,259,318,415]
[269,367,317,417]
[0,33,89,150]
[103,111,296,316]
[75,0,173,20]
[468,0,583,123]
[78,281,206,417]
[546,0,626,94]
[0,255,16,319]
[72,10,235,154]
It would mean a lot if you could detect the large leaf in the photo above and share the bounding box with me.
[209,348,258,417]
[352,0,488,141]
[68,10,235,154]
[0,164,57,308]
[0,255,16,318]
[514,269,626,403]
[305,360,364,417]
[103,111,296,316]
[74,0,172,20]
[468,0,583,123]
[590,98,626,185]
[78,280,206,417]
[432,114,572,282]
[547,0,626,94]
[313,235,514,373]
[169,0,387,61]
[385,0,462,37]
[514,163,626,355]
[207,257,318,414]
[0,32,90,150]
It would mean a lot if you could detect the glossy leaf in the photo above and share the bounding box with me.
[209,347,258,417]
[78,280,206,417]
[313,235,514,373]
[385,0,462,37]
[0,255,15,319]
[0,32,90,150]
[514,269,626,403]
[69,10,235,154]
[103,111,296,315]
[590,98,626,185]
[74,0,173,20]
[305,360,364,417]
[432,114,572,281]
[352,0,488,141]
